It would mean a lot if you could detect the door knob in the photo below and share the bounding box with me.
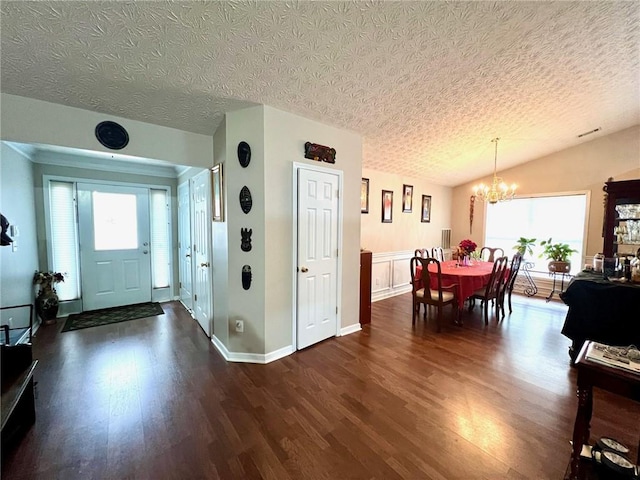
[300,266,308,272]
[143,250,148,254]
[143,242,149,246]
[201,262,210,267]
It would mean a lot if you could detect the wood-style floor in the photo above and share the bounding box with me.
[2,295,638,479]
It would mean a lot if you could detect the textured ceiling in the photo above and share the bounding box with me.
[1,1,639,186]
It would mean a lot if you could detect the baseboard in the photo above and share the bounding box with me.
[340,323,362,336]
[211,335,294,364]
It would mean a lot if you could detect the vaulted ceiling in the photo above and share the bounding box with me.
[1,1,638,186]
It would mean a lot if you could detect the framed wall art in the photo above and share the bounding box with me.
[211,163,224,222]
[382,190,393,223]
[402,184,413,212]
[421,195,432,223]
[361,178,370,213]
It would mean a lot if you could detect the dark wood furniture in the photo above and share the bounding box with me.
[468,256,509,325]
[1,343,37,455]
[359,250,372,325]
[412,256,458,332]
[568,341,640,480]
[560,271,640,361]
[603,178,640,258]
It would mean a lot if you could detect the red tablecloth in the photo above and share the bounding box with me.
[416,260,498,309]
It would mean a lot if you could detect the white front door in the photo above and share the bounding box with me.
[296,167,340,349]
[191,170,212,336]
[78,183,152,311]
[178,181,193,313]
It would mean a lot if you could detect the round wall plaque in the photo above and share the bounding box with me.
[239,186,252,214]
[238,141,251,168]
[95,121,129,150]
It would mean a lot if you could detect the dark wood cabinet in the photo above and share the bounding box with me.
[359,250,372,325]
[603,178,640,257]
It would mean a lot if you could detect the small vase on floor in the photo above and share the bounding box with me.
[36,286,59,325]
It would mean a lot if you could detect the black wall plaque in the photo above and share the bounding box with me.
[239,186,252,214]
[238,141,251,168]
[241,228,252,252]
[242,265,252,290]
[304,142,336,164]
[95,121,129,150]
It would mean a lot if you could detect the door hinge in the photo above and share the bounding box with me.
[194,294,197,301]
[179,282,182,288]
[336,306,338,314]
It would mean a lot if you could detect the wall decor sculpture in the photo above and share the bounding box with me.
[239,186,252,214]
[242,265,252,290]
[241,228,252,252]
[237,141,251,168]
[304,142,336,164]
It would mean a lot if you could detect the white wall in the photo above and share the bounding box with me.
[0,144,39,309]
[0,93,213,168]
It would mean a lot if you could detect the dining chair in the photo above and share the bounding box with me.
[499,253,523,318]
[414,248,430,258]
[468,255,509,325]
[480,246,505,262]
[431,247,445,262]
[413,257,458,332]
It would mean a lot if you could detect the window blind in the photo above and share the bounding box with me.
[150,189,170,288]
[49,181,80,300]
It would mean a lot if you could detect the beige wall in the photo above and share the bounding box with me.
[451,125,640,257]
[361,168,453,253]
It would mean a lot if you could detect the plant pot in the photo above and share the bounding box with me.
[36,286,59,325]
[548,261,571,273]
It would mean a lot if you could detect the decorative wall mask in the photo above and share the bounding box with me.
[239,186,253,214]
[304,142,336,164]
[242,265,252,290]
[0,214,13,246]
[237,141,251,168]
[241,228,252,252]
[95,121,129,150]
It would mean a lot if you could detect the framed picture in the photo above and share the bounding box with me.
[211,163,224,222]
[421,195,431,223]
[402,184,413,212]
[361,178,370,214]
[382,190,393,223]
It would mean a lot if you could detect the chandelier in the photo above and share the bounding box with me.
[472,137,516,204]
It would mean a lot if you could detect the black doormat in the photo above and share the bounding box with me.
[61,302,164,332]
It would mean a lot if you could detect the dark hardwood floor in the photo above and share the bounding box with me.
[2,295,638,479]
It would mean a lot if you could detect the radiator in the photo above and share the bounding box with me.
[441,229,451,249]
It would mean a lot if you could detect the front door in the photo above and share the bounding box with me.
[178,181,193,313]
[191,170,212,336]
[78,183,152,311]
[296,167,340,349]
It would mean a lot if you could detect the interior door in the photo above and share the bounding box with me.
[78,183,151,311]
[191,170,212,336]
[177,181,193,313]
[296,167,340,349]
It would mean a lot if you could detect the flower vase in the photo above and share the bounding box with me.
[36,285,59,325]
[462,256,469,266]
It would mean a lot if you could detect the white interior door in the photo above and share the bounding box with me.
[178,181,193,313]
[191,170,212,336]
[296,167,340,349]
[78,183,151,311]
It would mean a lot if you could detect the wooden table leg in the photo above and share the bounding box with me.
[569,384,593,480]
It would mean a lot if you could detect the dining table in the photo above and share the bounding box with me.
[416,259,499,310]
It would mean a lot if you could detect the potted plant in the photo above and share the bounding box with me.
[539,238,577,273]
[33,270,65,325]
[513,237,536,257]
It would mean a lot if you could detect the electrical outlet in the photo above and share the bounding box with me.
[235,320,244,333]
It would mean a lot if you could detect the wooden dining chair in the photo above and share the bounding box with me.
[431,247,445,262]
[413,257,458,332]
[414,248,429,258]
[499,253,523,318]
[468,256,509,325]
[480,246,505,262]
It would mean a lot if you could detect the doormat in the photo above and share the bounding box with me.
[61,302,164,332]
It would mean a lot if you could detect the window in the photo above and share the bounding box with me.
[484,194,588,275]
[150,189,170,288]
[48,181,80,301]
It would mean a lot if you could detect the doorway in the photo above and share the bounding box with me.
[77,183,152,311]
[295,164,342,350]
